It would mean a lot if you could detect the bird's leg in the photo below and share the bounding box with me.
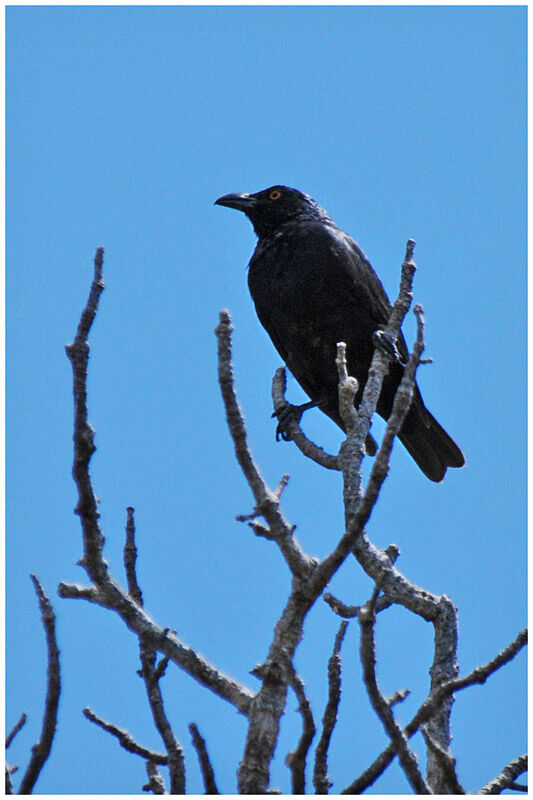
[273,397,379,455]
[373,329,407,367]
[272,399,324,441]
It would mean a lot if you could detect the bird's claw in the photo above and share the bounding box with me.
[272,403,304,441]
[373,330,406,366]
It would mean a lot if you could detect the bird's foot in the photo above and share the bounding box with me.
[373,330,406,366]
[272,400,319,441]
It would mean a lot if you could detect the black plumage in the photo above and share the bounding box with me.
[215,185,465,482]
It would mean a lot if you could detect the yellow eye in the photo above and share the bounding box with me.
[269,190,282,200]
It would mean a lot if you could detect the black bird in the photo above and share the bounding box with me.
[215,185,465,482]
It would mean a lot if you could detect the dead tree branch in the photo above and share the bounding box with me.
[189,723,219,794]
[421,724,464,794]
[313,620,349,794]
[124,506,143,605]
[285,670,316,795]
[216,310,316,580]
[478,754,528,794]
[60,250,254,717]
[358,596,430,794]
[83,707,168,764]
[124,508,186,794]
[18,577,61,795]
[6,714,27,749]
[342,628,527,793]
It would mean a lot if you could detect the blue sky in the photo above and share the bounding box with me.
[6,5,526,795]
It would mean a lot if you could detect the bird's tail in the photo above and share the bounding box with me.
[399,391,465,482]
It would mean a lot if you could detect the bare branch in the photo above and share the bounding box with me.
[478,755,528,795]
[451,628,527,692]
[143,761,168,794]
[18,577,61,795]
[124,506,143,605]
[285,670,316,795]
[313,620,348,794]
[387,688,411,708]
[421,724,465,793]
[335,341,360,437]
[342,628,527,794]
[59,580,255,714]
[351,302,425,535]
[6,713,27,749]
[83,707,167,765]
[139,645,186,794]
[309,276,430,619]
[56,582,102,602]
[356,239,417,454]
[123,507,186,792]
[324,591,392,619]
[358,599,430,794]
[216,310,315,579]
[64,247,109,585]
[61,267,255,716]
[273,473,290,500]
[425,594,459,791]
[271,367,340,470]
[189,723,219,794]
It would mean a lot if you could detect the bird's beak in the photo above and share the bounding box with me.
[214,192,256,212]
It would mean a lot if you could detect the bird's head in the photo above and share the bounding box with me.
[215,185,331,238]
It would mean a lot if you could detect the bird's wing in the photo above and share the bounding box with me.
[292,222,411,361]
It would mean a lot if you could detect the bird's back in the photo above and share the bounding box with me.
[248,218,401,407]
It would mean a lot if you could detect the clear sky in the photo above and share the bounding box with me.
[6,5,526,795]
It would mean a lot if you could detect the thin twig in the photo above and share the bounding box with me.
[273,473,290,500]
[64,247,109,584]
[124,506,143,605]
[124,508,186,793]
[83,707,168,765]
[478,754,528,794]
[285,670,316,795]
[216,311,315,579]
[351,302,425,535]
[58,582,254,714]
[387,689,411,708]
[140,645,186,794]
[18,577,61,795]
[189,723,219,794]
[6,713,27,749]
[451,628,527,692]
[313,621,349,794]
[358,597,430,794]
[324,592,392,618]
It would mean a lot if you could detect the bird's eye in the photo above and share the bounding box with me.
[269,190,282,200]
